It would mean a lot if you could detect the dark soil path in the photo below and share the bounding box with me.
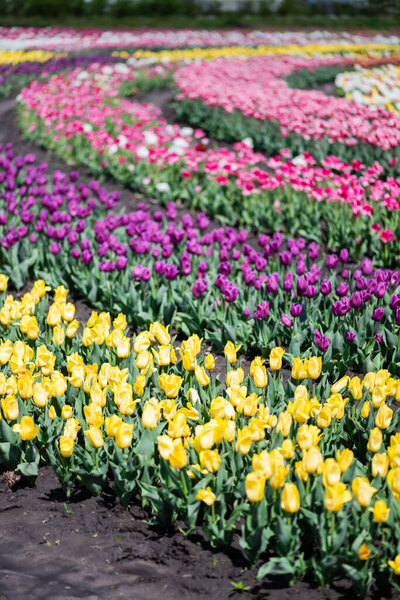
[0,93,397,600]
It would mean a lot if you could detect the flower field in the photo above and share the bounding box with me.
[1,25,400,599]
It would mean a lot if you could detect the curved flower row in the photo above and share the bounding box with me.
[1,146,400,374]
[1,27,399,51]
[174,55,400,154]
[0,278,400,594]
[337,64,400,112]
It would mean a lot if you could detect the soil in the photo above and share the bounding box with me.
[0,92,397,600]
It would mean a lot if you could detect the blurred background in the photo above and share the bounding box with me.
[0,0,398,27]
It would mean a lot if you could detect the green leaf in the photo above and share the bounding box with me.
[257,557,294,579]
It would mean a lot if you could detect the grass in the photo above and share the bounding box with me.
[0,13,399,30]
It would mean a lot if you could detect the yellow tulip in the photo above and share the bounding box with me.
[115,422,134,449]
[17,374,34,400]
[0,274,9,291]
[349,376,363,400]
[281,482,300,513]
[224,341,241,364]
[52,324,65,346]
[324,482,352,512]
[269,465,288,490]
[358,543,371,561]
[226,368,244,387]
[317,406,332,429]
[105,414,123,437]
[168,413,190,439]
[275,411,292,437]
[116,338,130,359]
[387,467,400,496]
[84,426,104,448]
[388,555,400,575]
[245,472,266,502]
[83,403,104,428]
[136,350,152,370]
[336,448,354,473]
[149,322,170,346]
[133,374,146,397]
[371,385,387,409]
[291,357,307,379]
[370,499,390,523]
[375,403,393,430]
[281,439,295,459]
[63,418,80,440]
[302,446,323,474]
[371,453,389,478]
[252,365,268,388]
[134,331,151,353]
[18,415,40,441]
[157,434,173,460]
[331,376,349,394]
[252,450,272,479]
[142,398,160,430]
[307,356,322,380]
[322,458,341,487]
[269,347,285,371]
[204,354,215,370]
[1,396,19,421]
[367,427,383,453]
[352,477,377,507]
[361,400,371,418]
[199,449,221,473]
[235,426,253,455]
[62,405,73,419]
[169,439,187,469]
[59,435,74,458]
[196,487,216,506]
[157,373,183,398]
[195,365,210,387]
[32,382,49,408]
[49,405,57,420]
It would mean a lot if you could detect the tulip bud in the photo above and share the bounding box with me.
[367,427,383,453]
[281,482,300,513]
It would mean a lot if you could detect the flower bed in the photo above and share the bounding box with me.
[0,277,400,594]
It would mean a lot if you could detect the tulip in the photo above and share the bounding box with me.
[199,449,221,473]
[17,416,40,441]
[371,453,389,478]
[352,477,377,507]
[307,356,322,380]
[336,448,354,473]
[358,543,371,561]
[1,396,19,421]
[281,482,300,513]
[59,435,74,458]
[370,499,390,523]
[269,347,285,371]
[252,365,268,388]
[269,465,288,490]
[169,439,187,469]
[245,472,266,502]
[85,426,104,448]
[196,487,216,506]
[252,450,272,479]
[375,403,393,429]
[325,482,352,512]
[157,373,183,398]
[224,341,241,364]
[115,422,134,449]
[389,555,400,575]
[204,354,215,370]
[367,427,383,453]
[291,357,307,379]
[322,458,341,487]
[195,365,210,387]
